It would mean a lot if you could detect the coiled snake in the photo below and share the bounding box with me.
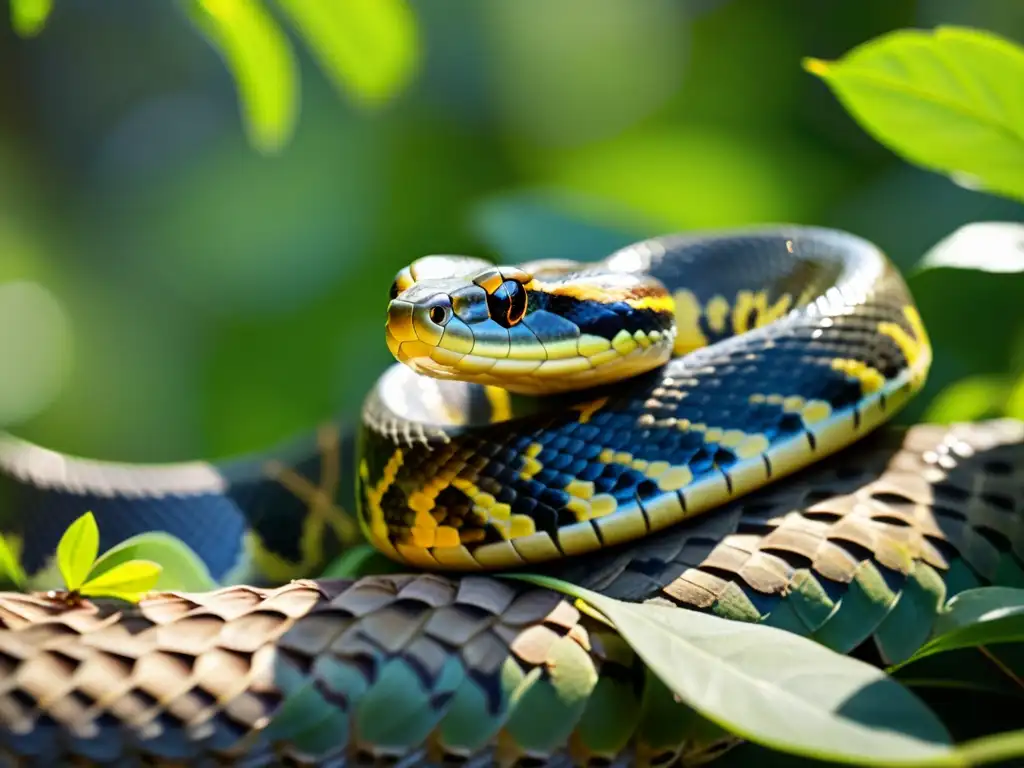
[0,226,1021,766]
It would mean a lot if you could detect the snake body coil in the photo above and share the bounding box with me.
[7,226,1023,768]
[0,226,931,585]
[361,226,931,571]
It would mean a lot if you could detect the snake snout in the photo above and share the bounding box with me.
[385,290,458,369]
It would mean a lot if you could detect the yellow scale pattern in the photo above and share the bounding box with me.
[450,476,537,541]
[826,307,930,395]
[671,288,795,355]
[830,359,886,393]
[748,393,834,426]
[369,238,933,572]
[597,420,773,496]
[880,306,931,388]
[360,449,406,561]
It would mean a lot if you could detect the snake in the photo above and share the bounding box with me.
[0,225,1020,766]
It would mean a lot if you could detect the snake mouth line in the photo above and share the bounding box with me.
[386,303,678,396]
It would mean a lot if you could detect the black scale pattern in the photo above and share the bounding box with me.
[0,227,923,582]
[361,228,924,561]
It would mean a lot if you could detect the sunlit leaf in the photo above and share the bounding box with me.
[79,560,162,603]
[922,375,1010,424]
[56,512,99,592]
[957,729,1024,766]
[186,0,299,153]
[275,0,419,106]
[918,222,1024,274]
[805,27,1024,202]
[909,222,1024,419]
[9,0,52,37]
[890,588,1024,673]
[0,535,24,588]
[87,532,216,592]
[513,574,953,766]
[1006,370,1024,420]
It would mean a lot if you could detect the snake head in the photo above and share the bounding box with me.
[386,257,677,395]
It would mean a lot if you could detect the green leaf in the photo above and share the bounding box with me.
[805,26,1024,202]
[891,588,1024,673]
[908,222,1024,420]
[512,574,954,766]
[958,730,1024,766]
[10,0,52,37]
[0,534,25,588]
[79,560,162,603]
[274,0,419,106]
[1007,368,1024,420]
[922,375,1011,424]
[186,0,299,154]
[87,532,216,592]
[918,222,1024,275]
[56,512,99,592]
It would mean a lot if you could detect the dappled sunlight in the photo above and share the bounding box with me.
[0,281,71,428]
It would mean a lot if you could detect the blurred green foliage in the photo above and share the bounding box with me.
[185,0,418,151]
[804,26,1024,424]
[12,0,418,151]
[0,0,1022,468]
[8,0,49,37]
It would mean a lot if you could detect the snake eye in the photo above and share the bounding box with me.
[487,280,528,328]
[429,305,451,325]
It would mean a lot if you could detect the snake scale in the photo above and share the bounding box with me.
[0,226,1021,766]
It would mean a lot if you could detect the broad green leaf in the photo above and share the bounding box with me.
[908,222,1024,420]
[895,646,1024,702]
[918,222,1024,275]
[87,532,216,592]
[187,0,299,153]
[56,511,99,592]
[275,0,419,106]
[79,559,162,603]
[513,575,954,766]
[10,0,52,37]
[890,588,1024,673]
[0,534,24,588]
[805,27,1024,202]
[1007,371,1024,420]
[958,730,1024,766]
[922,375,1011,424]
[935,588,1024,637]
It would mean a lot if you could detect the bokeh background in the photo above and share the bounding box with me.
[1,0,1023,465]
